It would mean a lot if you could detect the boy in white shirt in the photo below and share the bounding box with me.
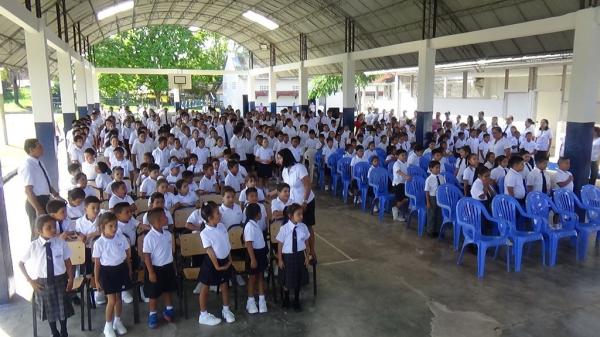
[554,157,574,191]
[392,150,410,222]
[504,156,527,202]
[271,183,293,221]
[198,163,220,195]
[152,137,170,171]
[407,144,424,167]
[140,164,161,198]
[527,157,551,194]
[425,161,445,237]
[224,160,244,193]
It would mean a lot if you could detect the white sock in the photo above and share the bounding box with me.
[258,295,266,302]
[247,296,255,302]
[223,305,230,311]
[200,311,208,317]
[105,322,113,329]
[113,317,121,323]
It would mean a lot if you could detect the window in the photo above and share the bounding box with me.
[232,81,237,89]
[292,85,299,91]
[259,85,269,91]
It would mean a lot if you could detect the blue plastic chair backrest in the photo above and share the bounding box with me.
[353,162,370,184]
[406,176,426,206]
[387,161,395,179]
[436,184,463,218]
[315,149,323,166]
[581,184,600,209]
[374,147,386,159]
[423,152,432,161]
[335,148,345,156]
[497,176,505,194]
[337,157,352,178]
[553,188,578,213]
[444,163,455,175]
[447,156,457,166]
[441,171,460,187]
[419,156,431,172]
[327,153,340,170]
[456,198,484,242]
[408,165,427,179]
[491,194,520,233]
[368,167,389,194]
[526,192,551,218]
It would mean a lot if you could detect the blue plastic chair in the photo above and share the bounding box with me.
[581,184,600,247]
[405,176,426,236]
[423,152,432,161]
[327,153,341,195]
[444,162,455,175]
[496,176,505,194]
[407,165,428,179]
[492,194,545,272]
[554,188,600,261]
[441,171,461,189]
[335,148,345,156]
[456,198,511,278]
[374,148,386,162]
[419,156,431,172]
[337,157,353,203]
[387,161,395,183]
[353,162,370,211]
[526,192,578,266]
[368,167,395,222]
[447,156,457,166]
[315,149,325,189]
[436,184,464,250]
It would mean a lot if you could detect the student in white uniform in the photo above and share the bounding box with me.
[139,164,161,198]
[490,155,509,185]
[276,204,311,311]
[108,181,136,212]
[462,154,479,197]
[425,161,445,237]
[92,212,132,337]
[454,146,469,179]
[142,208,177,329]
[224,160,244,193]
[527,157,551,194]
[243,203,268,314]
[19,215,75,337]
[198,201,235,326]
[504,156,527,203]
[471,166,496,205]
[271,183,293,221]
[535,119,553,160]
[554,157,574,191]
[392,150,410,222]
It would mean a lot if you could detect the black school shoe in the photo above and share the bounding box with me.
[293,300,302,312]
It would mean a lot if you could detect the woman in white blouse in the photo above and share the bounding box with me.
[535,119,552,160]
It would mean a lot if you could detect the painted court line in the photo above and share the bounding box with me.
[316,233,356,262]
[320,259,358,266]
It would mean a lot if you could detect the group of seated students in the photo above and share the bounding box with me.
[21,106,331,337]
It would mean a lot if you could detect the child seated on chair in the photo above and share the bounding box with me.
[392,150,410,222]
[198,163,220,195]
[239,174,265,205]
[504,155,527,204]
[143,208,177,329]
[462,153,479,197]
[243,203,268,315]
[108,181,136,213]
[93,212,132,337]
[139,164,161,198]
[271,183,292,222]
[198,201,235,326]
[19,215,75,337]
[66,188,86,227]
[425,161,445,238]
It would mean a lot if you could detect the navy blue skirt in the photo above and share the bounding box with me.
[279,251,309,289]
[199,257,232,286]
[246,246,268,275]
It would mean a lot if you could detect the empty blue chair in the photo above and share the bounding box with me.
[444,162,455,175]
[441,171,460,189]
[419,156,431,172]
[353,162,370,211]
[554,188,600,261]
[456,198,511,278]
[368,167,395,222]
[337,157,353,203]
[526,192,578,266]
[405,176,426,236]
[496,176,505,194]
[315,149,325,189]
[327,153,341,194]
[423,152,432,161]
[335,148,345,156]
[387,161,395,183]
[447,156,457,166]
[374,147,386,161]
[492,194,545,272]
[407,165,427,179]
[581,184,600,247]
[436,184,464,250]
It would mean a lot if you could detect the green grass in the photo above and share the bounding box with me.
[2,87,32,112]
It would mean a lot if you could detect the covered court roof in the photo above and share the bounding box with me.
[0,0,582,75]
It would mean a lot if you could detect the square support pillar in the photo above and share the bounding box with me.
[91,66,100,110]
[268,67,277,115]
[298,61,308,113]
[416,42,436,146]
[74,60,88,118]
[342,53,355,130]
[563,7,600,193]
[24,27,59,185]
[84,61,94,113]
[57,50,76,134]
[247,73,256,112]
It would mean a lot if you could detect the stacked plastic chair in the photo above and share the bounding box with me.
[352,162,370,211]
[368,167,395,222]
[337,157,353,203]
[405,176,426,236]
[436,184,464,250]
[407,165,428,180]
[327,153,341,195]
[315,149,325,189]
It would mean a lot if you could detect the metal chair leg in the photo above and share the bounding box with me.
[32,293,38,337]
[79,288,85,331]
[313,263,317,297]
[86,285,92,330]
[133,284,140,324]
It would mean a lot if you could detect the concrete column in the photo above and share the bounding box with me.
[0,70,7,145]
[416,42,436,145]
[24,27,59,184]
[342,53,355,130]
[268,67,277,114]
[74,60,88,118]
[242,94,249,117]
[0,161,13,303]
[462,71,468,99]
[443,76,448,98]
[528,67,538,91]
[84,62,94,113]
[504,69,510,90]
[173,88,181,111]
[91,66,100,110]
[393,74,400,119]
[247,73,256,112]
[57,50,76,134]
[563,7,600,192]
[298,61,308,113]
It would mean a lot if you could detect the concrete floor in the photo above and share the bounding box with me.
[3,192,600,337]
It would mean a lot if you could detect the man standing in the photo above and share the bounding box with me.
[18,138,61,238]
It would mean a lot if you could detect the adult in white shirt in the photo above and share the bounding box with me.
[130,131,155,168]
[490,127,511,158]
[590,127,600,185]
[19,139,62,237]
[535,119,553,160]
[277,148,317,260]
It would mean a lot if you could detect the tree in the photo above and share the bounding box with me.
[94,25,228,106]
[308,73,375,110]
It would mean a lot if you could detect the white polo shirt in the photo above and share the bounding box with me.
[142,210,173,228]
[175,192,198,207]
[425,174,445,197]
[186,209,204,226]
[276,221,310,254]
[491,166,508,182]
[243,219,266,249]
[117,218,138,246]
[224,172,243,192]
[192,147,210,166]
[21,237,71,279]
[92,234,129,266]
[255,146,273,162]
[271,197,292,215]
[142,227,173,267]
[392,160,409,186]
[535,129,553,151]
[504,168,526,199]
[470,178,487,201]
[140,177,158,196]
[282,164,315,204]
[239,187,265,205]
[554,169,574,191]
[219,203,244,229]
[492,137,511,156]
[200,223,231,259]
[527,167,551,193]
[198,175,218,194]
[462,166,477,186]
[108,194,134,209]
[75,215,98,237]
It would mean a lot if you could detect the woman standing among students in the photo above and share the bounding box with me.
[535,119,553,161]
[276,148,317,263]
